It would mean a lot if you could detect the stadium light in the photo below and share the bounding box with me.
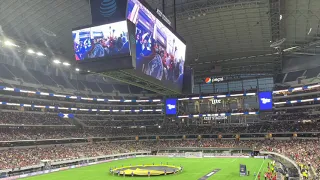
[87,70,91,73]
[63,62,71,66]
[36,52,45,56]
[283,46,299,52]
[75,68,80,72]
[4,40,19,47]
[27,49,35,54]
[53,59,61,64]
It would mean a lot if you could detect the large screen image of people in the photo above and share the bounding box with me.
[73,21,130,61]
[127,0,186,90]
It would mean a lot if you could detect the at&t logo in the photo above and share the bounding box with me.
[100,0,117,17]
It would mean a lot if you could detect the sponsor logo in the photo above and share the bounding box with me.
[203,116,227,120]
[167,104,176,110]
[99,0,117,17]
[210,99,221,105]
[261,98,271,104]
[205,77,224,84]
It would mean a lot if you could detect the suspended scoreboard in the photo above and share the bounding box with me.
[73,0,189,95]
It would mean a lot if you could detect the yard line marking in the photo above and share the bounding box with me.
[198,169,221,180]
[254,160,265,180]
[230,159,237,163]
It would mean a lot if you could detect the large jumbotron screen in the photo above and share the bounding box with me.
[72,20,130,61]
[126,0,186,91]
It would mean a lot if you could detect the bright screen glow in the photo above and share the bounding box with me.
[126,0,186,91]
[73,21,130,61]
[165,98,177,115]
[258,91,273,111]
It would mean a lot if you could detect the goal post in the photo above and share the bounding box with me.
[185,152,203,158]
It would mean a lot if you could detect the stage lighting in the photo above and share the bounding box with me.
[53,59,61,64]
[4,40,19,47]
[75,68,80,71]
[27,49,35,54]
[36,52,45,56]
[63,62,71,66]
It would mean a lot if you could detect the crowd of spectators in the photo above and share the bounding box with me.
[0,112,71,125]
[0,142,140,170]
[80,120,158,127]
[178,107,259,116]
[0,139,319,174]
[0,120,320,141]
[273,85,320,96]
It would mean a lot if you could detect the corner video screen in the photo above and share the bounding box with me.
[73,20,130,61]
[126,0,186,91]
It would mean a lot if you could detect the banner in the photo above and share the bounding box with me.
[258,91,273,110]
[165,99,177,115]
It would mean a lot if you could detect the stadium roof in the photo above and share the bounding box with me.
[1,0,320,81]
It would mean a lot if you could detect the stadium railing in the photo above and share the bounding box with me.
[260,151,302,180]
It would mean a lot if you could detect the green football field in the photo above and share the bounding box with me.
[24,157,270,180]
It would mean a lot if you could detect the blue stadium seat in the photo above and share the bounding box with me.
[0,64,15,80]
[97,83,114,93]
[113,84,129,94]
[4,65,39,84]
[81,81,102,92]
[70,80,86,91]
[275,73,285,83]
[50,76,75,89]
[29,70,56,86]
[305,67,320,79]
[285,70,304,82]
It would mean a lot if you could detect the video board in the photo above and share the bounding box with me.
[258,91,273,111]
[126,0,186,91]
[73,20,130,61]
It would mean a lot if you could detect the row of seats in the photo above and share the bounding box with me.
[0,117,319,140]
[275,66,320,83]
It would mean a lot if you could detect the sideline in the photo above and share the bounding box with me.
[254,159,265,180]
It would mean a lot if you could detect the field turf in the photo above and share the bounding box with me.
[25,157,270,180]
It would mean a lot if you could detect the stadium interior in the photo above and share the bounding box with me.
[0,0,319,179]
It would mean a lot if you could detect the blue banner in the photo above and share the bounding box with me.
[258,92,273,110]
[165,98,177,115]
[58,113,75,119]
